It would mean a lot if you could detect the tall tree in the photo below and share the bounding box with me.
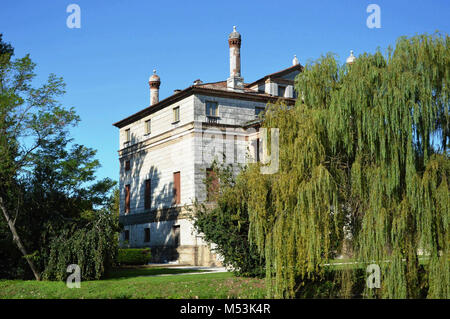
[0,33,78,280]
[245,33,449,298]
[0,34,116,280]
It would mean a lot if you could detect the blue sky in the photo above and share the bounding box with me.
[1,0,449,183]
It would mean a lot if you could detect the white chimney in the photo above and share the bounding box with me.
[227,26,244,91]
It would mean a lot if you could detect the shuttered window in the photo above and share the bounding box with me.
[145,119,151,134]
[144,179,151,210]
[173,172,180,205]
[125,184,130,213]
[173,107,180,122]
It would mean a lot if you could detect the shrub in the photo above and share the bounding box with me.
[117,248,151,266]
[190,161,265,277]
[42,210,119,281]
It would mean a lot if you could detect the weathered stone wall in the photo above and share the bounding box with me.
[117,92,268,265]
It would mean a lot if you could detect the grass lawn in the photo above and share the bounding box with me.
[0,268,266,299]
[106,266,210,279]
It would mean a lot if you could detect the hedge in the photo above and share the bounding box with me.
[117,248,151,265]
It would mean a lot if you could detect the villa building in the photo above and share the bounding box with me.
[113,27,302,266]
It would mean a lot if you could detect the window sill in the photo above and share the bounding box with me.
[172,120,180,125]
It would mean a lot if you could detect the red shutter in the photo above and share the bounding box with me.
[144,179,151,210]
[173,172,180,205]
[125,184,130,213]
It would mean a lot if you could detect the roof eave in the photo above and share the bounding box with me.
[113,87,296,129]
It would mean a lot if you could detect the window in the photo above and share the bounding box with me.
[206,168,219,202]
[278,86,286,97]
[256,138,260,162]
[125,160,130,171]
[206,101,218,117]
[144,228,150,243]
[255,106,265,116]
[125,184,130,214]
[144,179,151,210]
[125,128,130,142]
[124,230,129,241]
[172,225,180,247]
[145,119,151,134]
[173,172,180,205]
[173,106,180,123]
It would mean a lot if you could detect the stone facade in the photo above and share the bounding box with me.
[113,27,302,266]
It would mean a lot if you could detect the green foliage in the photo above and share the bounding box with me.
[117,248,152,266]
[191,161,265,277]
[0,34,118,280]
[243,33,449,298]
[43,210,119,281]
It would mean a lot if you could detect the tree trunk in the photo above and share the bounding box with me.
[0,196,41,281]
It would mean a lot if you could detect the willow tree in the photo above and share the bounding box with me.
[246,33,449,298]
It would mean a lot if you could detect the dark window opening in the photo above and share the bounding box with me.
[144,228,150,243]
[172,225,180,247]
[278,86,286,97]
[124,230,130,241]
[125,160,130,171]
[144,179,151,210]
[125,184,130,214]
[256,138,260,162]
[206,101,218,117]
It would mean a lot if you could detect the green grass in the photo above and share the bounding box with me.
[0,269,266,299]
[106,267,210,279]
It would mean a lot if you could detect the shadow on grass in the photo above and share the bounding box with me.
[106,267,211,280]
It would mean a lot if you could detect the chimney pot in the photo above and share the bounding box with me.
[149,69,161,106]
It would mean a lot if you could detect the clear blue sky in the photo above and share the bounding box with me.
[1,0,449,183]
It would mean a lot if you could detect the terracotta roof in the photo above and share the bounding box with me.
[196,80,264,94]
[245,64,303,88]
[113,65,302,128]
